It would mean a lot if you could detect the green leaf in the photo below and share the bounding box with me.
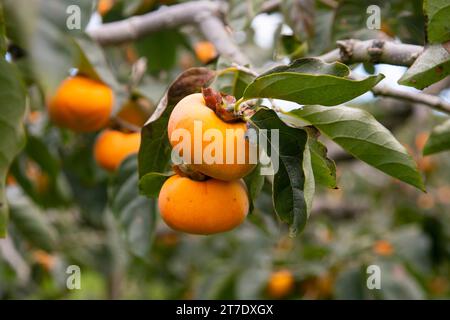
[73,36,118,88]
[10,133,72,208]
[0,3,6,55]
[243,58,384,106]
[286,105,425,191]
[423,118,450,155]
[305,126,337,189]
[0,58,26,237]
[398,44,450,89]
[281,0,315,43]
[138,68,216,177]
[332,0,425,45]
[135,29,186,73]
[139,172,173,198]
[9,196,58,252]
[73,35,125,114]
[110,156,156,259]
[424,0,450,43]
[2,0,94,92]
[243,165,264,214]
[248,108,314,235]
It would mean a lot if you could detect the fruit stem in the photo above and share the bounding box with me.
[234,97,244,113]
[201,87,242,123]
[216,66,238,77]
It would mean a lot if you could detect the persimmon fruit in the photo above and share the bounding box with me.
[98,0,114,16]
[168,92,256,181]
[48,76,113,132]
[194,41,217,64]
[158,174,249,235]
[373,240,394,256]
[267,270,295,299]
[94,129,141,172]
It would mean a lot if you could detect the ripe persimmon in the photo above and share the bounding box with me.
[194,41,217,64]
[94,129,140,172]
[267,270,295,299]
[32,250,56,272]
[158,175,249,235]
[48,76,113,132]
[98,0,114,16]
[168,92,256,181]
[373,240,394,256]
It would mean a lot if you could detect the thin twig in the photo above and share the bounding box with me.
[196,14,250,65]
[230,63,259,77]
[372,84,450,115]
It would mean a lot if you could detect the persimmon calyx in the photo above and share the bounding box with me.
[172,164,209,181]
[201,87,242,123]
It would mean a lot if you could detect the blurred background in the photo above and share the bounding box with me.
[1,0,450,299]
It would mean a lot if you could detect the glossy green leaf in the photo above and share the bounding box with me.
[0,58,26,237]
[424,0,450,43]
[6,0,92,92]
[398,44,450,89]
[243,165,264,214]
[9,196,58,252]
[73,36,125,113]
[138,68,216,177]
[248,107,314,234]
[243,58,384,106]
[139,172,173,198]
[286,105,424,191]
[305,126,337,189]
[135,29,186,73]
[423,118,450,155]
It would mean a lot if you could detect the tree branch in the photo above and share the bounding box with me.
[88,1,222,45]
[320,39,449,114]
[88,1,249,65]
[196,14,250,65]
[90,3,449,119]
[319,39,423,66]
[372,83,450,114]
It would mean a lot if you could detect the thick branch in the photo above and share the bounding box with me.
[88,1,222,45]
[320,39,423,66]
[88,1,249,65]
[196,14,250,65]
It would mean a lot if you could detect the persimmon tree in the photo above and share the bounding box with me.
[0,0,449,299]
